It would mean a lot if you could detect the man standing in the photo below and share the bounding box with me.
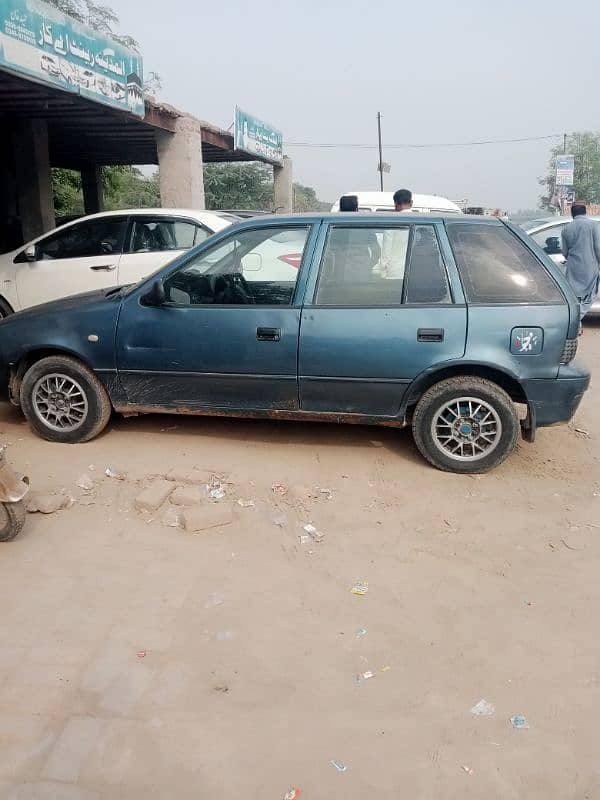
[393,188,413,212]
[561,202,600,320]
[380,188,413,278]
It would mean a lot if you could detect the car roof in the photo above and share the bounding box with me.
[525,216,600,233]
[226,212,503,228]
[71,208,230,221]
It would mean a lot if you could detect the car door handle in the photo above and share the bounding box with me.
[256,327,281,342]
[417,328,444,342]
[90,264,117,271]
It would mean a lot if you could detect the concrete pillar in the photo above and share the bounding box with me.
[13,119,55,241]
[156,116,205,209]
[273,156,293,213]
[81,164,104,214]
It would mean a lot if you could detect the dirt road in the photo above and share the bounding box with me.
[1,324,599,799]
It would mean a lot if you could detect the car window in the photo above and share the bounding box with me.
[35,217,127,260]
[447,223,563,304]
[315,226,408,306]
[163,225,310,306]
[404,226,451,303]
[529,225,565,256]
[128,218,206,253]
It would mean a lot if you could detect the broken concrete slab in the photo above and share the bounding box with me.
[25,492,69,514]
[170,486,205,506]
[165,469,214,485]
[182,504,233,532]
[135,480,174,513]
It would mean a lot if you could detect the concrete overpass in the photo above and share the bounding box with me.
[0,67,292,245]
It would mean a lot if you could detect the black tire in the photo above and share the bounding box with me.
[412,376,520,474]
[0,500,26,542]
[0,297,14,319]
[20,355,112,443]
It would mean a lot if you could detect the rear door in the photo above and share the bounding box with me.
[118,215,214,285]
[298,220,467,416]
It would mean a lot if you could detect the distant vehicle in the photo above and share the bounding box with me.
[524,216,600,316]
[0,209,233,316]
[331,192,462,214]
[0,213,588,475]
[218,210,271,219]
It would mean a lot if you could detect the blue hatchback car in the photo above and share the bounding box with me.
[0,213,590,473]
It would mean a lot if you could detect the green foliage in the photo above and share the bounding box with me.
[540,132,600,210]
[103,167,160,209]
[293,183,331,212]
[204,163,328,212]
[204,163,274,211]
[52,169,83,216]
[43,0,138,48]
[51,167,159,215]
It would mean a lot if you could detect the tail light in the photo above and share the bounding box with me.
[277,253,303,269]
[560,337,578,365]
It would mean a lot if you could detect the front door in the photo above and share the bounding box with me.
[15,216,127,309]
[115,223,315,410]
[299,221,467,416]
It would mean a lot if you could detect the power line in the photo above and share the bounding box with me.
[286,133,563,150]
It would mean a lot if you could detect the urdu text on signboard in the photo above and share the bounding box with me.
[0,0,144,117]
[234,107,283,165]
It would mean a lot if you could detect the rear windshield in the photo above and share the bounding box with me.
[446,223,563,304]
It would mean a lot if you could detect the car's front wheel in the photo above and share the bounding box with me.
[412,376,520,473]
[20,355,112,443]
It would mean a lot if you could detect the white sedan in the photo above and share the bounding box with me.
[524,216,600,316]
[0,209,238,316]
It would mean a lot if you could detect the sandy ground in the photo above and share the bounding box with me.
[0,324,599,800]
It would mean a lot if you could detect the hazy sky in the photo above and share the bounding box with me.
[116,0,600,210]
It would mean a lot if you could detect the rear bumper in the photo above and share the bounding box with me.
[522,362,591,429]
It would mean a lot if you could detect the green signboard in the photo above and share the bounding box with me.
[0,0,144,117]
[234,106,283,165]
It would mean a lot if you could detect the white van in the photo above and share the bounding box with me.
[331,191,463,214]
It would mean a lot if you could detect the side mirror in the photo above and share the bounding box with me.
[141,278,166,307]
[241,252,262,272]
[24,245,36,262]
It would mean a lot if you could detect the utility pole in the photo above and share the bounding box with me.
[563,132,567,154]
[377,112,384,191]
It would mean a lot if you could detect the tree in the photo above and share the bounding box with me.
[204,163,328,212]
[204,163,274,210]
[103,167,160,209]
[293,183,331,212]
[52,169,84,217]
[540,132,600,210]
[44,0,138,48]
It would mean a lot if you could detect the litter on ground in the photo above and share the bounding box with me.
[510,714,530,729]
[330,760,347,773]
[471,699,495,716]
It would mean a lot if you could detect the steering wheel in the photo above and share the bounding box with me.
[208,273,255,304]
[233,273,255,304]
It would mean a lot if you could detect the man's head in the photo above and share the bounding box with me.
[571,202,587,218]
[393,189,413,211]
[339,195,359,212]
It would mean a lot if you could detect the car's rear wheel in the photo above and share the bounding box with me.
[20,356,112,443]
[412,376,520,473]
